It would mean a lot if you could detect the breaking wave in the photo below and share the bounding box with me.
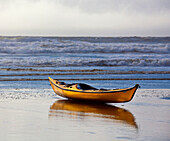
[0,57,170,67]
[0,36,170,67]
[0,36,170,54]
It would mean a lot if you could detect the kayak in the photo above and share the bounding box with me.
[48,77,140,103]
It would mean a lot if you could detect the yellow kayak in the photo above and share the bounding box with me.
[48,77,140,103]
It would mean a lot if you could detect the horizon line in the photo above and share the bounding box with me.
[0,35,170,38]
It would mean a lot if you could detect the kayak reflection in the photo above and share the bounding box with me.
[49,100,138,128]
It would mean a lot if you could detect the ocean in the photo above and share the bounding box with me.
[0,36,170,141]
[0,36,170,89]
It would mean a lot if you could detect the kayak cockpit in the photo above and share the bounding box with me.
[77,83,98,90]
[56,81,104,91]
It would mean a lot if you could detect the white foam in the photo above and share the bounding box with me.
[0,37,170,54]
[0,56,170,67]
[0,36,169,67]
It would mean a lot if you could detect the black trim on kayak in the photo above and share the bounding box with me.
[49,78,140,94]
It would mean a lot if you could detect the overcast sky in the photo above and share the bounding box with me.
[0,0,170,36]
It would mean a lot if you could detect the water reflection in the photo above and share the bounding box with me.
[49,100,138,129]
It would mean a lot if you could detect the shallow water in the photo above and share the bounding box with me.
[0,89,170,141]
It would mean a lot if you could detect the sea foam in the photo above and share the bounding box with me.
[0,36,170,67]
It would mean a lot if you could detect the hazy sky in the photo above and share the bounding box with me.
[0,0,170,36]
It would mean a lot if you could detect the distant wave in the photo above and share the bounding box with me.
[0,58,170,67]
[0,36,170,54]
[0,43,170,54]
[1,36,170,43]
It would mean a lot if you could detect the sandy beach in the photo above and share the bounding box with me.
[0,88,170,141]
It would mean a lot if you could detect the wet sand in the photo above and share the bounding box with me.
[0,89,170,141]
